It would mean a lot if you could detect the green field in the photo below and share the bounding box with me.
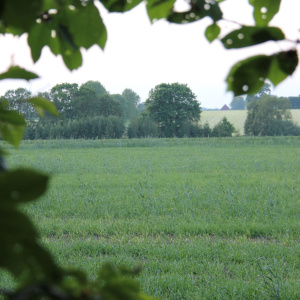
[201,109,300,135]
[2,137,300,299]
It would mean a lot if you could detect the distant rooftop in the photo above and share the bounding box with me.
[220,104,230,111]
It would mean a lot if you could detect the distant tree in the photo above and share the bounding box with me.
[137,102,146,113]
[122,89,140,107]
[245,82,271,107]
[289,96,300,109]
[202,122,212,137]
[112,90,140,120]
[49,83,80,118]
[244,95,292,136]
[212,117,235,137]
[127,115,159,138]
[76,87,122,118]
[145,83,201,137]
[0,88,36,120]
[80,81,107,97]
[230,96,245,110]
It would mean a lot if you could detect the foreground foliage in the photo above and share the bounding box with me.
[0,0,298,96]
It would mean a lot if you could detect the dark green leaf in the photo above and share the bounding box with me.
[0,209,38,276]
[0,169,49,205]
[222,26,285,49]
[1,0,42,32]
[226,50,298,96]
[0,66,39,80]
[268,50,298,85]
[28,97,59,117]
[249,0,281,26]
[168,0,222,24]
[0,209,60,280]
[28,23,60,62]
[147,0,176,22]
[61,47,83,70]
[56,25,83,70]
[205,23,220,43]
[100,0,143,12]
[68,2,107,49]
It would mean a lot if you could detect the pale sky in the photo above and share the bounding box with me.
[0,0,299,108]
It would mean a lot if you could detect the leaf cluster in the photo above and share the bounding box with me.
[0,0,297,97]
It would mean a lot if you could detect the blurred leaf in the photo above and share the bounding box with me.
[68,2,107,50]
[1,0,42,32]
[0,209,60,280]
[0,107,26,147]
[269,50,298,85]
[100,0,143,12]
[0,169,49,205]
[249,0,281,26]
[205,23,220,42]
[226,50,298,96]
[0,109,26,125]
[0,124,25,148]
[0,208,38,276]
[222,26,284,49]
[28,97,59,117]
[0,66,38,80]
[168,0,222,24]
[61,46,83,70]
[147,0,176,22]
[28,23,60,62]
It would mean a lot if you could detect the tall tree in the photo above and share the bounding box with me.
[145,83,201,137]
[0,88,36,120]
[244,95,292,136]
[245,82,271,107]
[49,83,80,119]
[230,96,245,110]
[80,81,107,98]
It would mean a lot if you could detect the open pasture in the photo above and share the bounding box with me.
[2,137,300,299]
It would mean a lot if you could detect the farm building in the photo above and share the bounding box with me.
[220,104,230,110]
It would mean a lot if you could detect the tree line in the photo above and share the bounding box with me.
[1,81,299,139]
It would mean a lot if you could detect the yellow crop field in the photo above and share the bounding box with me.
[200,109,300,135]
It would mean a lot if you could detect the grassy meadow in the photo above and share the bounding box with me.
[1,137,300,299]
[201,109,300,135]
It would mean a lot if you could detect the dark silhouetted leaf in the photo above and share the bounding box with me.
[0,66,38,80]
[205,23,220,43]
[28,97,59,117]
[147,0,176,22]
[1,0,42,32]
[222,26,284,49]
[0,209,61,280]
[0,169,49,205]
[249,0,281,26]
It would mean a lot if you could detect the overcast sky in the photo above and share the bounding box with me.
[0,0,299,108]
